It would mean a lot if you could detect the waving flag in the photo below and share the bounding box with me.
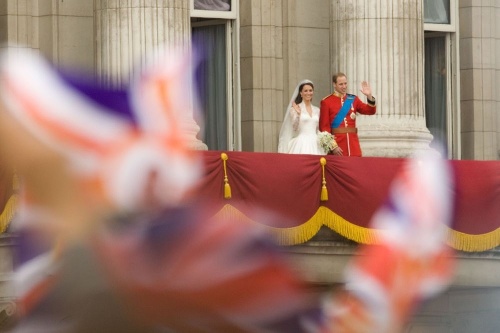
[0,48,456,333]
[93,205,323,333]
[322,152,455,332]
[0,49,201,213]
[90,153,455,333]
[0,48,203,323]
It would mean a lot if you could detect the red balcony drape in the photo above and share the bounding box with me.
[1,151,499,252]
[198,151,500,252]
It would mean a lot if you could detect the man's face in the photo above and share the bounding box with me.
[334,76,348,95]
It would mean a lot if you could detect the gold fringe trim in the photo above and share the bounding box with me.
[1,195,494,250]
[213,204,381,246]
[212,205,500,251]
[272,206,382,246]
[1,198,494,250]
[0,194,18,234]
[320,157,328,201]
[446,227,500,252]
[220,153,231,199]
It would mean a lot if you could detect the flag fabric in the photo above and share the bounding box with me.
[0,48,456,333]
[321,152,455,332]
[93,204,324,333]
[0,48,202,323]
[0,49,202,213]
[90,153,455,333]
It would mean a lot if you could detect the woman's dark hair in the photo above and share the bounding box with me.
[294,82,314,104]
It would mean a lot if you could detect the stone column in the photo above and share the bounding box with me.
[95,0,191,84]
[94,0,206,149]
[459,1,500,160]
[331,0,432,157]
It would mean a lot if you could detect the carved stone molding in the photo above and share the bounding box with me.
[0,299,17,329]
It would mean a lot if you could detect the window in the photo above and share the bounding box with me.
[424,0,456,32]
[191,1,240,151]
[423,0,460,158]
[424,0,450,24]
[192,22,229,150]
[194,0,231,11]
[425,36,448,153]
[191,0,237,19]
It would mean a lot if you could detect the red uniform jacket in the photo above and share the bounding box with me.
[319,91,376,157]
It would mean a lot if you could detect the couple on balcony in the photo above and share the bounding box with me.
[278,73,377,157]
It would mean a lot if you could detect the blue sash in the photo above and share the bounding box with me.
[331,94,355,128]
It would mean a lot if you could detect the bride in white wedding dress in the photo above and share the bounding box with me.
[278,80,324,155]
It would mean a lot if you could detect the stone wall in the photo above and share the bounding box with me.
[239,0,330,152]
[0,0,94,69]
[408,287,500,332]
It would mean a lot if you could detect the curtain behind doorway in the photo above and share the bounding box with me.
[425,36,447,152]
[192,24,228,151]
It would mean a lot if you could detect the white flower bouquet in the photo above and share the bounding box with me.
[317,131,338,154]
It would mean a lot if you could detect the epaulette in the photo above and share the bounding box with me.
[322,94,333,101]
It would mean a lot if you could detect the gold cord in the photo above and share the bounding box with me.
[320,157,328,201]
[221,153,231,199]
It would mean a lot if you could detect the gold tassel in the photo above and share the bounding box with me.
[320,157,328,201]
[0,173,20,234]
[0,194,18,234]
[221,153,231,199]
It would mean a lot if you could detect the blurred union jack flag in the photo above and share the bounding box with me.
[321,152,456,332]
[1,48,456,333]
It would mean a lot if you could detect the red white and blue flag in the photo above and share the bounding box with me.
[321,152,456,332]
[0,48,455,332]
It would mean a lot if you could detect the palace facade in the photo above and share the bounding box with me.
[0,0,499,331]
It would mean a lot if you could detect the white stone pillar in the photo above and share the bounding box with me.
[331,0,432,157]
[94,0,206,150]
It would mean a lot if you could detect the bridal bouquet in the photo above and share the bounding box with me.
[317,131,338,154]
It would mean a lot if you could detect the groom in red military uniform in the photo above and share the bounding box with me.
[319,72,376,157]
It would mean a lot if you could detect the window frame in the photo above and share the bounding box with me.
[423,0,461,159]
[424,0,456,32]
[190,1,241,151]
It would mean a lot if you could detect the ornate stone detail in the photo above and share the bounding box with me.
[0,299,17,329]
[0,300,16,316]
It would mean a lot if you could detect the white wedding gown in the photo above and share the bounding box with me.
[287,103,323,155]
